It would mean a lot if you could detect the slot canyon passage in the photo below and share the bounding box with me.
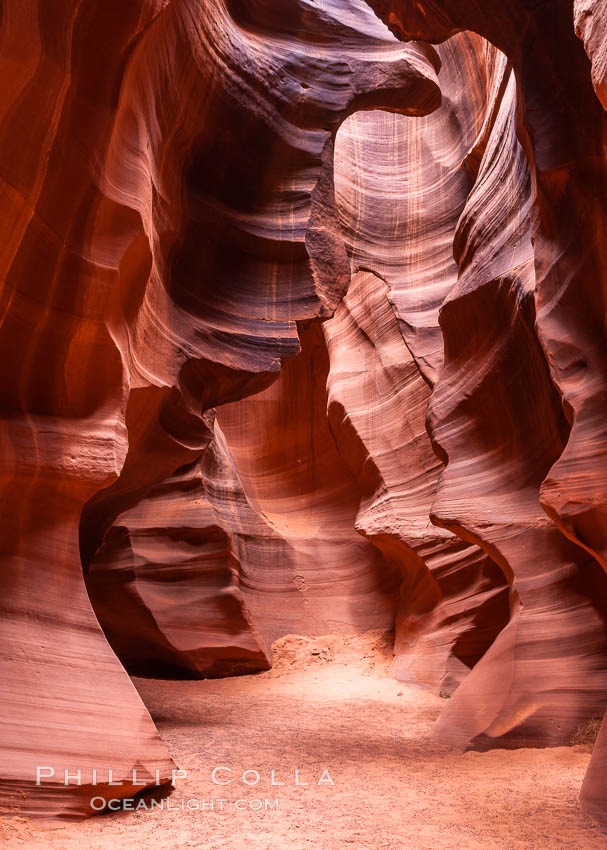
[4,0,607,847]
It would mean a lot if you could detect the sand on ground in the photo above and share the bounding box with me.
[1,631,606,849]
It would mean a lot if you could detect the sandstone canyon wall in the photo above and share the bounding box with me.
[1,0,607,829]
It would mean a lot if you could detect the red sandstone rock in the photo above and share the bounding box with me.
[575,0,607,111]
[0,0,440,820]
[0,0,176,821]
[82,0,440,673]
[2,0,607,829]
[368,0,607,824]
[329,34,514,693]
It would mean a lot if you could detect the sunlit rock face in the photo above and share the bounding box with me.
[2,0,607,827]
[0,0,440,820]
[329,34,516,697]
[575,0,607,111]
[366,0,607,827]
[81,0,441,672]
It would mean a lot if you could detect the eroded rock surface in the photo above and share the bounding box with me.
[2,0,607,828]
[0,0,440,820]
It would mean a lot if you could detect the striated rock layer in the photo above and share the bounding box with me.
[82,0,441,668]
[329,34,516,695]
[0,0,441,821]
[1,0,607,828]
[366,0,607,825]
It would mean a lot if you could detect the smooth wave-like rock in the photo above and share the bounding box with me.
[2,0,607,828]
[0,0,441,820]
[575,0,607,110]
[368,0,607,824]
[0,0,176,821]
[323,266,509,693]
[82,0,440,675]
[329,33,515,692]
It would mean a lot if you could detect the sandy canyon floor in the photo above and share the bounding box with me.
[1,632,606,850]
